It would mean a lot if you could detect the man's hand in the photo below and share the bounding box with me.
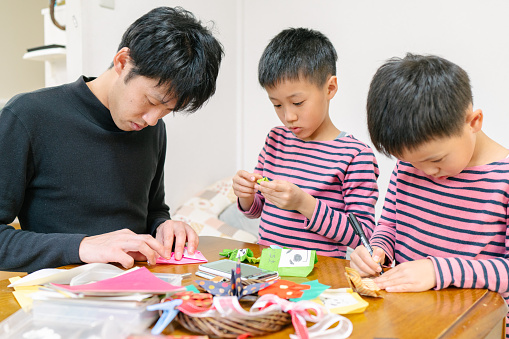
[155,220,199,260]
[79,229,166,268]
[373,259,437,292]
[232,170,263,211]
[256,179,316,219]
[350,245,385,277]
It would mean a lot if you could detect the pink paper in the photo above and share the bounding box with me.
[156,249,207,265]
[51,267,183,294]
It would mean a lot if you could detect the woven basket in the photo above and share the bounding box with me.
[176,309,292,338]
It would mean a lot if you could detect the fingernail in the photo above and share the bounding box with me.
[176,252,182,260]
[373,255,380,262]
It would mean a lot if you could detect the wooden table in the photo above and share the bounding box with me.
[1,236,507,338]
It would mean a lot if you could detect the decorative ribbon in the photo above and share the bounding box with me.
[179,294,353,339]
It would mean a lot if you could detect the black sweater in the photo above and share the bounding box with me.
[0,77,170,272]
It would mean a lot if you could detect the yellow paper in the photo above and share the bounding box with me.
[313,288,369,314]
[9,276,40,311]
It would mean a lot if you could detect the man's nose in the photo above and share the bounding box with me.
[143,109,164,126]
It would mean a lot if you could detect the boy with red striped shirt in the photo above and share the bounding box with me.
[350,53,509,335]
[232,28,379,258]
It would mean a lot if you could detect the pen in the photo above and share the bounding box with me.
[348,213,384,275]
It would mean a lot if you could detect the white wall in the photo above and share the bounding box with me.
[240,0,509,218]
[64,0,239,211]
[19,0,509,218]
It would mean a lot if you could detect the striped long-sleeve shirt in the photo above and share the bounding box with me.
[242,127,379,258]
[370,160,509,335]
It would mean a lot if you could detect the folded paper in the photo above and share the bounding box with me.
[195,260,274,299]
[156,248,207,265]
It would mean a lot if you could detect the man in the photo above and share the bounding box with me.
[0,6,224,272]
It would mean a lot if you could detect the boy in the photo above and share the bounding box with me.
[0,7,223,272]
[350,53,509,335]
[232,28,379,258]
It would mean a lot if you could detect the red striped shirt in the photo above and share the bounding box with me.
[371,160,509,333]
[242,127,379,258]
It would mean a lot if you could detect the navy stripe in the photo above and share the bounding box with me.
[454,257,465,288]
[489,260,500,291]
[398,177,508,210]
[466,260,477,288]
[435,259,445,289]
[266,134,362,158]
[397,228,483,257]
[259,223,344,248]
[479,261,489,289]
[397,198,506,229]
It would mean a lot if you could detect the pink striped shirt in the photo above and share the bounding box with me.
[370,159,509,334]
[242,126,379,258]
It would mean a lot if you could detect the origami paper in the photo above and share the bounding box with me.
[51,267,184,295]
[259,248,317,277]
[289,280,330,302]
[219,248,260,263]
[156,248,207,265]
[345,267,382,298]
[195,260,275,299]
[258,279,311,299]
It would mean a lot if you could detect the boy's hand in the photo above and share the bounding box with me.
[350,245,385,277]
[256,179,316,219]
[374,259,437,292]
[232,170,263,211]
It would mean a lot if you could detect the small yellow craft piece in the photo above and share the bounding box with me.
[257,177,269,184]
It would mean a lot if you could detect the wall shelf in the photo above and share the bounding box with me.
[23,47,66,62]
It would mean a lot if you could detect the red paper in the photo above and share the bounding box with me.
[51,267,184,294]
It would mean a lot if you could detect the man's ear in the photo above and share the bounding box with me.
[468,108,483,133]
[326,75,338,100]
[112,47,131,75]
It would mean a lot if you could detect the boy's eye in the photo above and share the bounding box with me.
[431,157,444,163]
[273,104,282,108]
[293,101,304,106]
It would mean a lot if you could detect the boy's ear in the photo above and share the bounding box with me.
[112,47,131,76]
[326,76,338,100]
[467,108,483,133]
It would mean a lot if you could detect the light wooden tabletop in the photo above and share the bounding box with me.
[1,236,507,338]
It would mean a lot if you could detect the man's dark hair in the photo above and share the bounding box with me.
[117,6,224,113]
[367,53,472,158]
[258,28,337,88]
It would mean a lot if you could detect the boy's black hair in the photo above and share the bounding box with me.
[258,28,337,88]
[367,53,472,158]
[117,6,224,113]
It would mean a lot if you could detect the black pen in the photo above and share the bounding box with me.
[348,213,384,275]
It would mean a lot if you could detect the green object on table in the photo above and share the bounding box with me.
[219,248,260,264]
[259,248,317,277]
[256,177,269,184]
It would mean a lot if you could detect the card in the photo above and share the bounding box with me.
[258,248,316,277]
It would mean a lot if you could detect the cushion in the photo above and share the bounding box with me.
[172,177,258,243]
